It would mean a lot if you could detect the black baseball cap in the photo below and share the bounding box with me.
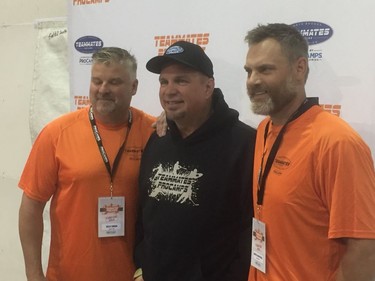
[146,41,214,78]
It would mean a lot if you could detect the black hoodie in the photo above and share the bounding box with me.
[135,89,256,281]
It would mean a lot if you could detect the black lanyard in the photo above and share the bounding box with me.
[257,98,319,206]
[89,106,132,197]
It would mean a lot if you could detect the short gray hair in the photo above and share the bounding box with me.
[92,47,137,79]
[245,23,309,63]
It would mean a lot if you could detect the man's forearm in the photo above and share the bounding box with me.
[336,238,375,281]
[19,193,46,280]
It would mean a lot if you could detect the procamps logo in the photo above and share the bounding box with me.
[292,21,333,45]
[308,48,323,61]
[75,36,103,54]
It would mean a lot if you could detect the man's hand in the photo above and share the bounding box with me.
[152,111,167,137]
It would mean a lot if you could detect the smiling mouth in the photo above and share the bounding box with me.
[250,91,267,100]
[165,101,182,105]
[254,90,267,96]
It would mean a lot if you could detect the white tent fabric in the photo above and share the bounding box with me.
[30,19,69,142]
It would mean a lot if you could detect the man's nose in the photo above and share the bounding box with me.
[99,82,110,93]
[161,82,177,95]
[247,71,261,87]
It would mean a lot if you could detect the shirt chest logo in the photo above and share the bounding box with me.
[272,156,292,175]
[148,161,202,206]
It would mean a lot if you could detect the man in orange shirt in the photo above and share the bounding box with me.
[18,47,155,281]
[244,23,375,281]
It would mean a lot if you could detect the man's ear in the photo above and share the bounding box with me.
[132,79,139,96]
[295,57,308,82]
[205,77,215,99]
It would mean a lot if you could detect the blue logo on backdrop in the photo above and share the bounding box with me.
[291,21,333,45]
[75,36,103,54]
[308,49,323,61]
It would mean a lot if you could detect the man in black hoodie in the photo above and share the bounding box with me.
[134,41,256,281]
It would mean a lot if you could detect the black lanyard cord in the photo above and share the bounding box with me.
[257,98,319,206]
[89,106,132,194]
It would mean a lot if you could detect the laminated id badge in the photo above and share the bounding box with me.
[98,196,125,237]
[251,218,266,273]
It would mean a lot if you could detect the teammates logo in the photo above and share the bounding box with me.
[292,21,333,45]
[148,161,202,206]
[165,46,184,55]
[274,156,291,170]
[74,95,90,109]
[126,147,143,161]
[321,104,342,117]
[154,33,210,55]
[75,36,103,54]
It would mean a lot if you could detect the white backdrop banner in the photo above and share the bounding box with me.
[31,19,69,142]
[68,0,375,157]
